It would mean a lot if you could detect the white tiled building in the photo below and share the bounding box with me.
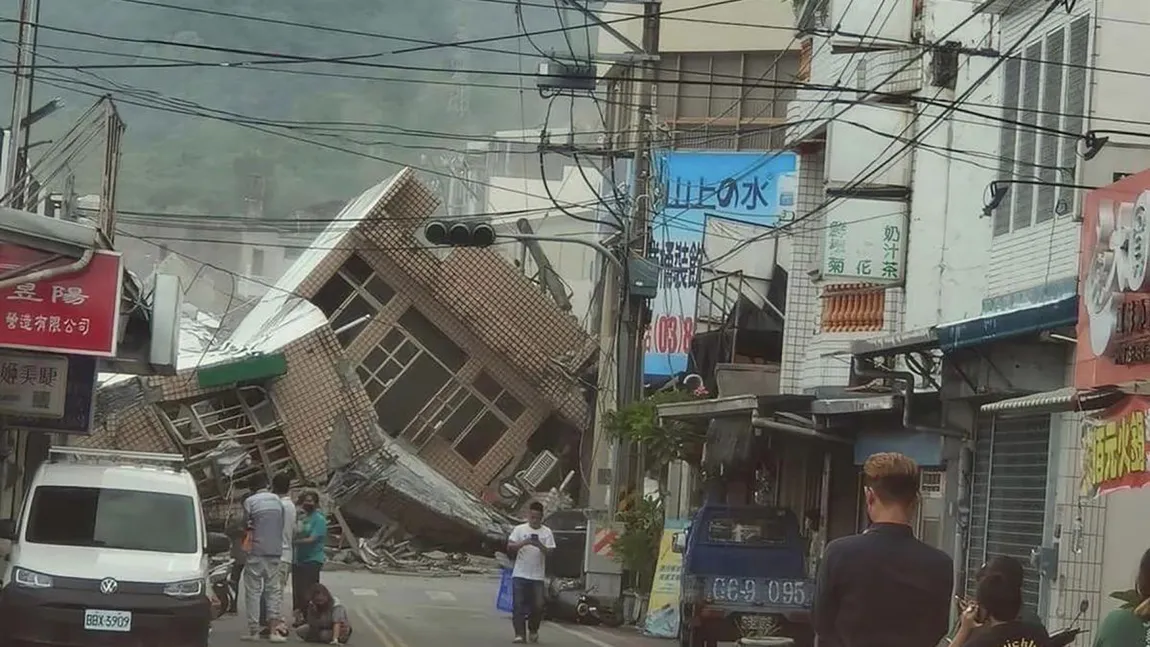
[783,0,1150,635]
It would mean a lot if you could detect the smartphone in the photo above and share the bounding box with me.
[530,533,539,541]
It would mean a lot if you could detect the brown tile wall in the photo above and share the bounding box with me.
[81,326,380,484]
[277,170,594,492]
[77,402,178,453]
[85,170,593,498]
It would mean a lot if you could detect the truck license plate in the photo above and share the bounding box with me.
[83,609,132,632]
[709,577,811,608]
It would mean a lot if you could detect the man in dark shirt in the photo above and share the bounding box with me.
[813,452,954,647]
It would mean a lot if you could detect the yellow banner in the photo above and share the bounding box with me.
[1081,395,1150,497]
[643,519,688,638]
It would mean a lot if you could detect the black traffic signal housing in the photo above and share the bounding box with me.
[423,220,496,248]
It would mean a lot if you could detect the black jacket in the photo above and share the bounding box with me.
[813,523,954,647]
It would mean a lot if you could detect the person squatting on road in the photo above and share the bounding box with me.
[259,472,297,636]
[1092,547,1150,647]
[951,572,1051,647]
[296,583,353,645]
[294,490,328,623]
[241,472,288,642]
[507,501,556,644]
[812,452,954,647]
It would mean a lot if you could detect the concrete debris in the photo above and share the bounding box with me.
[320,527,501,577]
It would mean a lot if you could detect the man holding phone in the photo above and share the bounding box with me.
[507,501,556,644]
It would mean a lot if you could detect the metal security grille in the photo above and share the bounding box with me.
[965,414,1052,616]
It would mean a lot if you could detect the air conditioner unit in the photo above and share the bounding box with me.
[517,450,559,490]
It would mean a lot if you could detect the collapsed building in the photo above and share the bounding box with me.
[79,169,595,549]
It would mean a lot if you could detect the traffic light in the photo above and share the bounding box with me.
[423,220,497,248]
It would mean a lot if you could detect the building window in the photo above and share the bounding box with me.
[356,307,469,438]
[404,370,524,466]
[656,51,800,151]
[993,16,1090,236]
[312,254,395,346]
[397,308,467,370]
[455,412,508,465]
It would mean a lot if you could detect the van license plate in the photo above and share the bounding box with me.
[83,609,132,632]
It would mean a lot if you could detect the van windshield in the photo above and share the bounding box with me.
[25,486,198,554]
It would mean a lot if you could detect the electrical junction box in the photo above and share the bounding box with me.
[627,257,659,299]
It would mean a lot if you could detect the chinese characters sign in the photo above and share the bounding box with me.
[643,151,798,376]
[0,351,69,418]
[1080,395,1150,497]
[0,246,123,356]
[643,518,688,638]
[1076,172,1150,388]
[821,200,907,282]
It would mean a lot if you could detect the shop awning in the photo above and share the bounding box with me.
[936,295,1078,352]
[811,393,899,415]
[980,386,1125,415]
[197,352,288,389]
[850,327,939,358]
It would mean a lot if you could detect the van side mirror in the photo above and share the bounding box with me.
[671,532,685,553]
[206,532,231,555]
[0,519,15,541]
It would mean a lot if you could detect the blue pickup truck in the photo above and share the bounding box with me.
[674,505,815,647]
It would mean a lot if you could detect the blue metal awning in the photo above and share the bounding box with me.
[936,295,1078,352]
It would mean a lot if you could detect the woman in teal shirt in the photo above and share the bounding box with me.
[292,491,328,623]
[1094,548,1150,647]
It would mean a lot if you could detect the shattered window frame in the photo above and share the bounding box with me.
[358,324,460,439]
[314,254,396,346]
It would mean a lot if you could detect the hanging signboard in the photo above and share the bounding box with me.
[642,151,797,377]
[1080,395,1150,497]
[1077,170,1150,388]
[0,350,70,418]
[0,246,123,357]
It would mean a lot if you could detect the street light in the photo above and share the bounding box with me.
[980,179,1098,218]
[19,98,63,129]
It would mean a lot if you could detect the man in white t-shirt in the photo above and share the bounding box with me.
[507,501,556,644]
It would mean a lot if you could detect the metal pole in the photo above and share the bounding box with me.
[610,0,660,515]
[4,0,38,205]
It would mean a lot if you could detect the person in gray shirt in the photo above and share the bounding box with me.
[241,472,288,642]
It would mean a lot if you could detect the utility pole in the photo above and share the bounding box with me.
[4,0,39,206]
[586,0,661,519]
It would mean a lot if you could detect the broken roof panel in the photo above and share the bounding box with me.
[228,173,403,351]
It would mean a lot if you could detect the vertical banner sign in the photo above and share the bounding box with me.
[643,518,689,638]
[1080,395,1150,497]
[644,151,798,377]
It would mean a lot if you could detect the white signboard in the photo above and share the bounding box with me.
[822,200,908,282]
[0,351,69,418]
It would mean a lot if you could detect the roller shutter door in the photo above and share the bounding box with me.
[964,413,1052,616]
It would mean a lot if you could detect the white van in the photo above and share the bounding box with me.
[0,447,230,647]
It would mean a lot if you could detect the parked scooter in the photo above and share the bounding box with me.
[209,556,237,618]
[544,579,623,627]
[1048,599,1089,647]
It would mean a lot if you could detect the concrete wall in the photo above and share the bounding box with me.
[596,0,798,60]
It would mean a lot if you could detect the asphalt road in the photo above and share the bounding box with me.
[211,569,671,647]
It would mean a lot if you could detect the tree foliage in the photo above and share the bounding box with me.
[613,492,664,592]
[603,390,707,469]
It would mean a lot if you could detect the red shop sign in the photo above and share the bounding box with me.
[0,246,124,357]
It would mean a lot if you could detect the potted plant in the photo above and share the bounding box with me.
[613,492,664,623]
